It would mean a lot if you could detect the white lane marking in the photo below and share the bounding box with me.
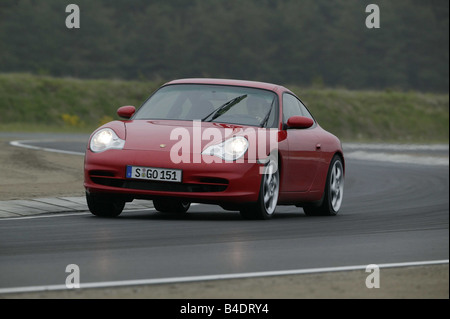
[9,140,85,156]
[0,259,447,295]
[346,151,449,166]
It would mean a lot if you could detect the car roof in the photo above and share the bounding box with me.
[165,78,290,93]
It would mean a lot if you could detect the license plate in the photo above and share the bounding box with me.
[126,166,182,183]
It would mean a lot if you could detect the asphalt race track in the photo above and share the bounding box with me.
[0,137,448,295]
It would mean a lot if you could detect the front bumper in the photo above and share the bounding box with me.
[84,149,263,204]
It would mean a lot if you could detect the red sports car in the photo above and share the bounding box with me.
[84,78,344,219]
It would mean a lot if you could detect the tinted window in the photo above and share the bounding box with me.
[282,93,314,123]
[134,84,279,128]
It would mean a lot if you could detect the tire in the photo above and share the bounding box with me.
[86,192,125,217]
[153,198,191,214]
[303,155,344,216]
[240,157,280,220]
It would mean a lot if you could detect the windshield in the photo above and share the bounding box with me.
[133,84,279,128]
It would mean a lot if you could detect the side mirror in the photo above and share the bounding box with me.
[286,116,314,129]
[117,106,136,119]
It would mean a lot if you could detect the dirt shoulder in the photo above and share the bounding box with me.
[0,138,85,201]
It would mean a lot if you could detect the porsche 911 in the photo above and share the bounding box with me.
[84,78,344,219]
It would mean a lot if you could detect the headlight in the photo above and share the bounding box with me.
[202,136,249,161]
[90,128,125,153]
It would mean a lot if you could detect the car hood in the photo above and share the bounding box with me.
[124,120,254,151]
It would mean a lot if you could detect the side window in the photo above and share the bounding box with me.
[298,99,314,120]
[283,93,314,123]
[283,94,302,122]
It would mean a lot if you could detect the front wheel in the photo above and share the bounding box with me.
[86,192,125,217]
[240,158,280,220]
[303,155,344,216]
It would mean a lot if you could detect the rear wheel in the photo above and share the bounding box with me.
[153,198,191,214]
[240,158,279,220]
[303,155,344,216]
[86,192,125,217]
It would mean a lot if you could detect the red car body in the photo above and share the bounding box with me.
[84,78,344,219]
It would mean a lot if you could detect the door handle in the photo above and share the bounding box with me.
[316,144,322,150]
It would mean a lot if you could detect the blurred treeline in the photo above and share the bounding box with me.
[0,0,448,92]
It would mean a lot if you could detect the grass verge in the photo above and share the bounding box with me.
[1,73,448,143]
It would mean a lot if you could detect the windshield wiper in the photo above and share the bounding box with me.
[260,97,276,128]
[202,94,248,122]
